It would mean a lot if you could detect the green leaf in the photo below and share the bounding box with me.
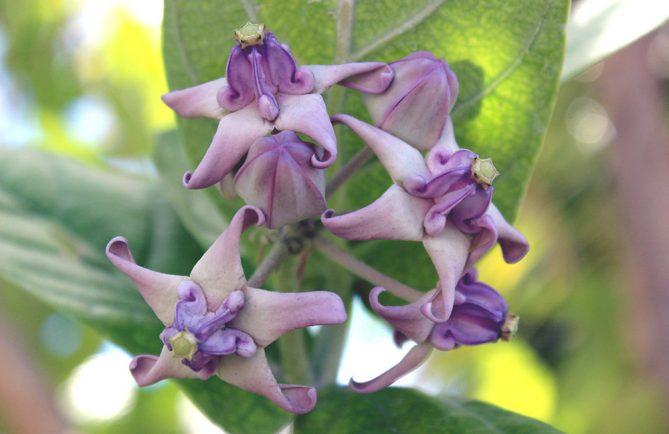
[0,148,290,434]
[562,0,669,81]
[153,130,230,249]
[295,387,562,434]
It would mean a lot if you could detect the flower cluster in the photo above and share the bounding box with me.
[106,22,528,414]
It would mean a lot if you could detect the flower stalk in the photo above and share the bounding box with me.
[312,236,423,302]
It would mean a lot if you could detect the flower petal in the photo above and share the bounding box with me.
[190,206,264,307]
[458,272,507,320]
[430,305,503,349]
[349,342,433,394]
[105,237,184,325]
[331,114,430,184]
[423,185,477,236]
[200,328,257,356]
[422,226,470,322]
[173,280,208,331]
[465,214,497,269]
[306,62,394,94]
[264,38,314,95]
[162,78,229,119]
[183,104,272,189]
[369,287,435,343]
[322,185,429,241]
[487,204,529,263]
[234,132,326,228]
[230,287,346,348]
[217,348,317,414]
[129,346,210,387]
[274,94,337,168]
[218,46,256,111]
[430,117,460,156]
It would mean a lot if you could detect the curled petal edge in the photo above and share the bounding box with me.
[105,237,184,325]
[129,346,212,387]
[349,342,433,394]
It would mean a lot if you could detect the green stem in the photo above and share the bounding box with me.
[275,255,313,386]
[310,255,354,386]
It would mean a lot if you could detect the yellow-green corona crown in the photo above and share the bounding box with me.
[501,313,519,342]
[235,22,265,48]
[169,330,198,360]
[472,157,500,186]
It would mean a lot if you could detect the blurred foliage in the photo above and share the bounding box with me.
[0,1,668,433]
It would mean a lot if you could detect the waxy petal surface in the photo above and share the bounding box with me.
[217,348,317,414]
[231,287,347,348]
[190,206,264,307]
[306,62,393,94]
[106,237,184,325]
[129,346,211,387]
[422,226,470,322]
[183,104,272,189]
[331,114,430,184]
[162,78,228,119]
[322,185,429,242]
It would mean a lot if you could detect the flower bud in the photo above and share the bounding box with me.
[363,51,459,150]
[234,131,326,228]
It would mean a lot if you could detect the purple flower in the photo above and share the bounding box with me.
[162,22,393,190]
[350,270,517,393]
[234,131,326,229]
[321,115,528,322]
[106,206,347,414]
[362,52,459,150]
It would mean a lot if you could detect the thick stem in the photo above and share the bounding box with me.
[312,236,423,302]
[326,146,374,197]
[247,242,289,288]
[276,255,313,386]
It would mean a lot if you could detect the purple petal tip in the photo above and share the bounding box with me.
[420,301,449,323]
[106,236,131,261]
[182,171,194,188]
[310,150,336,169]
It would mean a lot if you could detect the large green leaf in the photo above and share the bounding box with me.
[295,387,562,433]
[0,148,290,434]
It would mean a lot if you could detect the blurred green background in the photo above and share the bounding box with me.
[1,0,668,433]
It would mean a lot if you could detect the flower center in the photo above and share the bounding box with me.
[169,330,198,360]
[234,22,265,48]
[161,283,257,373]
[471,157,500,186]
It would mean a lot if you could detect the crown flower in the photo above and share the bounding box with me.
[322,115,528,322]
[361,51,459,150]
[162,23,394,190]
[350,270,515,393]
[105,206,347,414]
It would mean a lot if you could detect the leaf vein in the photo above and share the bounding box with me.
[452,0,554,116]
[349,0,448,61]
